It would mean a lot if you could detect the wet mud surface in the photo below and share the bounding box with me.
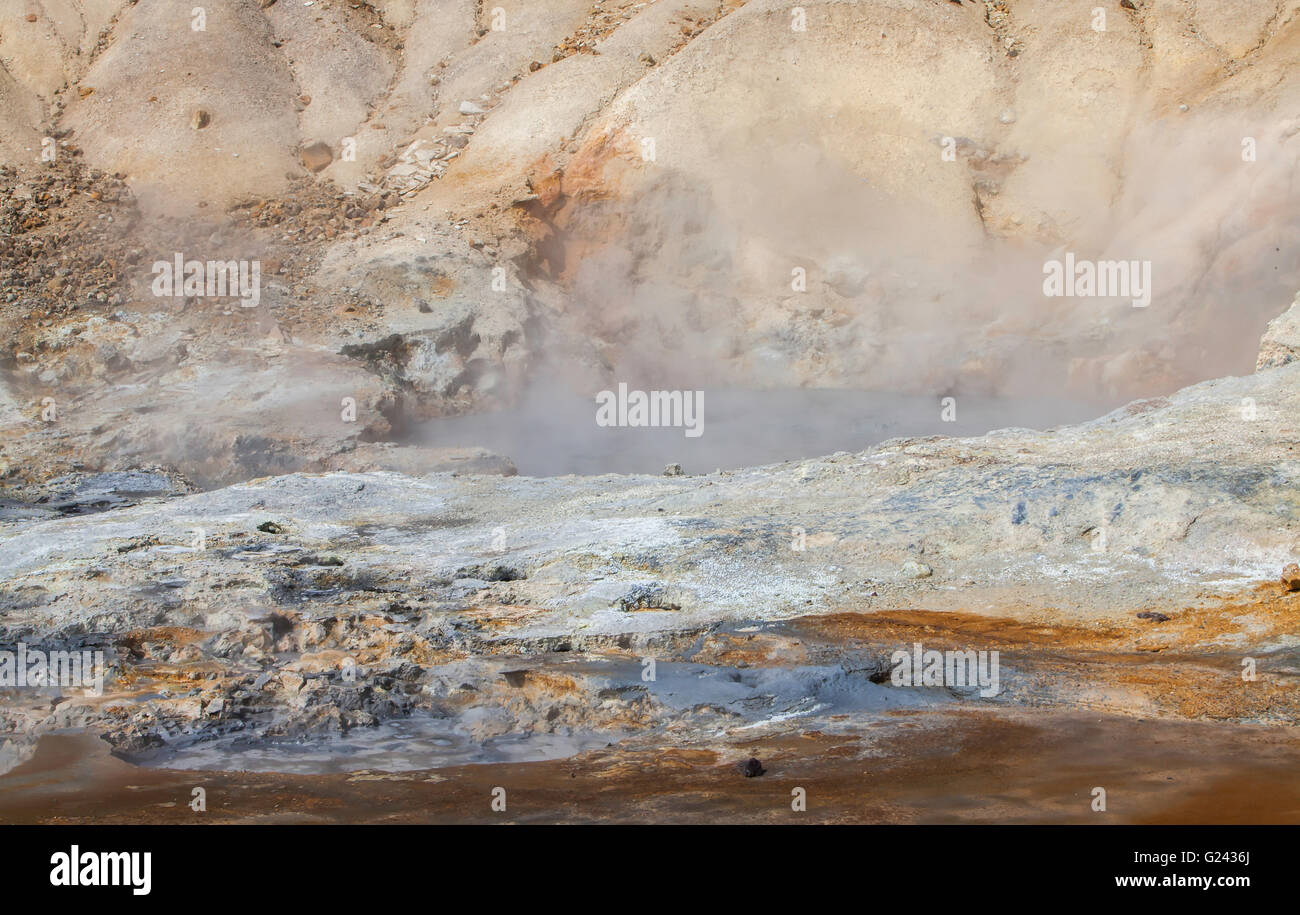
[4,708,1299,824]
[3,594,1298,824]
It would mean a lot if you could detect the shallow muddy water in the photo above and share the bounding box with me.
[125,646,955,776]
[136,720,615,776]
[6,708,1300,824]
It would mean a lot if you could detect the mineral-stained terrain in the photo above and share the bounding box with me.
[1,0,1300,823]
[2,306,1300,822]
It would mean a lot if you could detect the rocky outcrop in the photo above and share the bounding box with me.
[323,442,516,476]
[1257,291,1300,370]
[435,0,1300,401]
[0,1,1297,486]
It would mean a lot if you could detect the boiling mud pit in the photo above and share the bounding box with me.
[134,721,615,776]
[5,606,1300,824]
[415,388,1105,476]
[118,625,956,776]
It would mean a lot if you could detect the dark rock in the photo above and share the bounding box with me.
[742,757,765,777]
[457,563,524,582]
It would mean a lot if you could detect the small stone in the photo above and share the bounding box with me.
[615,583,680,612]
[529,60,543,72]
[742,757,765,777]
[901,560,933,579]
[190,108,211,130]
[300,140,333,172]
[459,100,486,115]
[999,108,1016,124]
[257,521,285,534]
[1136,611,1170,622]
[1282,563,1300,591]
[663,463,683,476]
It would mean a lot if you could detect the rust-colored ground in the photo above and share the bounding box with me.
[3,708,1299,824]
[3,587,1297,825]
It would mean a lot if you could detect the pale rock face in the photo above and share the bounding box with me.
[0,2,1294,491]
[1257,291,1300,370]
[2,0,1296,424]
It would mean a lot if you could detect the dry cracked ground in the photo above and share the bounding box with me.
[1,0,1299,823]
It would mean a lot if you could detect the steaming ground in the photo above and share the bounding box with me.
[414,386,1106,476]
[5,1,1300,490]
